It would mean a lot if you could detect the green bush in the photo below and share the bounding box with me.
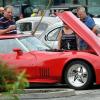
[0,60,29,99]
[0,61,17,92]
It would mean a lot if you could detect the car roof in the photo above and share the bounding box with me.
[38,21,63,39]
[16,16,62,24]
[57,11,100,55]
[0,34,31,39]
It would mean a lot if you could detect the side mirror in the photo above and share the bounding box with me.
[13,48,23,59]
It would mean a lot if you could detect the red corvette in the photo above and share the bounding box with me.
[0,11,100,90]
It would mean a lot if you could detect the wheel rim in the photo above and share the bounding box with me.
[67,64,88,87]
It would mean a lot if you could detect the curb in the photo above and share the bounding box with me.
[0,88,75,99]
[19,88,75,99]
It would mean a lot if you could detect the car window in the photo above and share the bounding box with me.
[33,22,48,32]
[19,22,32,31]
[0,39,26,54]
[47,27,62,41]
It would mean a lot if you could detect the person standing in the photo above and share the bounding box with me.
[31,8,39,17]
[76,6,96,31]
[76,6,96,49]
[0,7,4,18]
[0,5,16,35]
[58,24,77,50]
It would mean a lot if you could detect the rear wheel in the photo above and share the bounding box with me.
[64,61,94,90]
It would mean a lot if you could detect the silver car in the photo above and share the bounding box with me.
[16,16,100,49]
[16,16,62,38]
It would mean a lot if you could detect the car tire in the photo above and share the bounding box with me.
[64,60,93,90]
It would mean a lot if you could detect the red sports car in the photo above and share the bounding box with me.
[0,11,100,90]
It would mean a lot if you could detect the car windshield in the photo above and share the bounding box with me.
[19,37,49,51]
[0,36,49,54]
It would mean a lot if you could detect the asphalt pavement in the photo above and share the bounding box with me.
[0,84,100,100]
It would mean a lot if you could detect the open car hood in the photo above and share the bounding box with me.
[57,11,100,55]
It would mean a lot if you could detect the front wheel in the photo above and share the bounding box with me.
[64,61,94,90]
